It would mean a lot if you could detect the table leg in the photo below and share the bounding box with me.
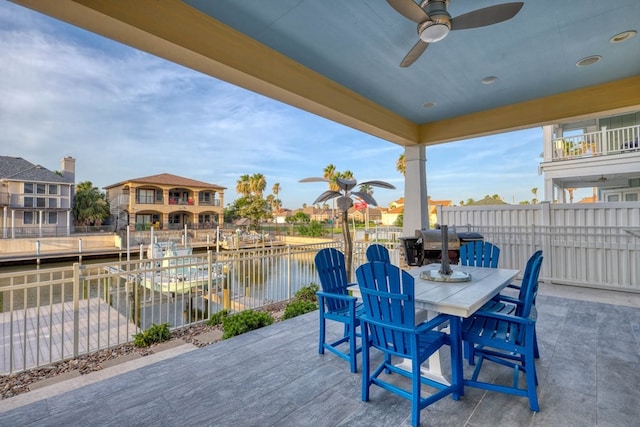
[395,309,451,385]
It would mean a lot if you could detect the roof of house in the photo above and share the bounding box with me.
[104,173,226,190]
[0,156,72,184]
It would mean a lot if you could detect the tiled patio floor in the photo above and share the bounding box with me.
[1,286,639,426]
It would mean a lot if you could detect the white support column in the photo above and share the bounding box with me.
[402,145,428,236]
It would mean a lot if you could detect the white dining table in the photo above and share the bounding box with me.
[351,263,520,384]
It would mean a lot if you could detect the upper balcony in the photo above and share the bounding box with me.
[551,124,639,161]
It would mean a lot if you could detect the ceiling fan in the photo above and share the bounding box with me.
[387,0,524,67]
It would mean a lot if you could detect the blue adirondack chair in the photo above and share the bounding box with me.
[459,240,500,268]
[365,244,390,263]
[314,248,363,373]
[461,254,544,412]
[477,250,543,359]
[356,261,461,427]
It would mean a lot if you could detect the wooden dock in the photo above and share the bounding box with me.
[1,298,135,374]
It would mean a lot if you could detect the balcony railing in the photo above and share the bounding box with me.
[552,124,640,160]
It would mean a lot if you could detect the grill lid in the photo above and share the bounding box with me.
[415,229,460,250]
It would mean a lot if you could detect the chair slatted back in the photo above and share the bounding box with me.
[459,241,500,268]
[356,261,416,357]
[520,255,544,320]
[515,250,543,311]
[365,244,391,263]
[315,248,351,313]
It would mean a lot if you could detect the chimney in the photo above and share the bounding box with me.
[61,156,75,183]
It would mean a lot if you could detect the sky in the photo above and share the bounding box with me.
[0,1,554,209]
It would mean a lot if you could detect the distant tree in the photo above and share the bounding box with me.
[250,173,266,198]
[567,188,575,203]
[286,211,310,224]
[393,213,403,227]
[531,187,538,204]
[236,196,271,229]
[271,182,281,211]
[73,181,110,226]
[396,154,405,176]
[236,175,251,197]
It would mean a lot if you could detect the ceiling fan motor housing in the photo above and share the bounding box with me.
[419,0,451,42]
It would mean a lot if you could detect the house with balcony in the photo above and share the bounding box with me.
[104,173,225,230]
[539,110,640,202]
[0,156,75,238]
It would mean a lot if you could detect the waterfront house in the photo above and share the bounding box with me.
[104,173,225,231]
[539,110,640,203]
[0,156,75,238]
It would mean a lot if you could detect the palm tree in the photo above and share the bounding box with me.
[250,173,266,198]
[359,184,373,227]
[531,187,538,204]
[323,164,337,225]
[396,154,406,176]
[236,175,251,197]
[567,188,575,203]
[271,182,281,211]
[300,174,395,280]
[72,181,110,226]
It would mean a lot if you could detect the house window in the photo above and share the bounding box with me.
[36,197,46,208]
[49,185,58,195]
[199,192,212,203]
[24,211,34,224]
[199,214,212,223]
[625,192,639,202]
[24,183,33,194]
[37,184,46,194]
[24,197,34,208]
[48,212,58,224]
[49,198,57,208]
[169,214,182,224]
[137,189,155,204]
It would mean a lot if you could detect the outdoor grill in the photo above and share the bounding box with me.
[400,228,484,266]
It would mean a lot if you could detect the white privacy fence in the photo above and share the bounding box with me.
[439,202,640,292]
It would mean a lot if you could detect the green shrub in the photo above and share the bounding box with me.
[221,310,274,339]
[133,322,171,347]
[294,283,319,302]
[283,299,317,320]
[207,309,230,326]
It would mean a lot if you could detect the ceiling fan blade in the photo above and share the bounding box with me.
[387,0,429,23]
[400,40,429,67]
[450,2,523,30]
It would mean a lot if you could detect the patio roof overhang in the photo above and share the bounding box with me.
[11,0,640,147]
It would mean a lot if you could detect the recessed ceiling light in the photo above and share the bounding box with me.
[481,76,498,85]
[610,30,637,43]
[422,102,436,109]
[576,55,601,67]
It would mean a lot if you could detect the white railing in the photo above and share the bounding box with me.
[552,124,640,160]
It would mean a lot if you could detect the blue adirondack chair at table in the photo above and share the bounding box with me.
[314,248,363,373]
[461,254,544,412]
[365,243,390,263]
[474,250,544,360]
[459,240,500,268]
[356,261,461,427]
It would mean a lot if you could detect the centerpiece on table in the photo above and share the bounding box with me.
[421,225,471,282]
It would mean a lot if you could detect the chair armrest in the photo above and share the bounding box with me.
[316,290,358,302]
[471,309,535,326]
[493,295,522,306]
[415,313,452,333]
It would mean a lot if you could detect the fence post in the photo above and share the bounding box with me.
[73,262,81,358]
[287,245,292,300]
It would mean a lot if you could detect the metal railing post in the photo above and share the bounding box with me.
[73,262,81,358]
